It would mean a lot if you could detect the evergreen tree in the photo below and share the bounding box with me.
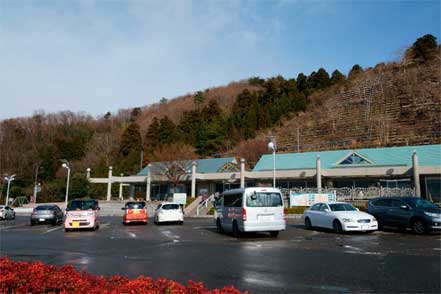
[194,91,205,106]
[348,64,363,79]
[145,117,160,150]
[331,70,346,84]
[119,122,142,156]
[178,110,202,145]
[296,73,308,94]
[412,34,438,62]
[158,116,176,145]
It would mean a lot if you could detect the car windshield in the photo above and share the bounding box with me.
[405,198,438,209]
[162,204,180,210]
[35,206,54,211]
[126,202,145,209]
[329,203,357,211]
[246,192,283,207]
[67,200,98,211]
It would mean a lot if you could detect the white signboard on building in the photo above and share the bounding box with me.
[289,192,336,207]
[173,193,187,205]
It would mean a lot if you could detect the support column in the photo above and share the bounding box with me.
[107,166,112,201]
[119,173,124,200]
[412,150,421,197]
[316,155,322,193]
[240,158,245,188]
[191,161,197,198]
[146,166,151,202]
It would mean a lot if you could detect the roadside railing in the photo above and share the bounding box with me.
[196,194,215,216]
[281,187,416,202]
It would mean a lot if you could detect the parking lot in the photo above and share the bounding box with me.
[1,216,440,293]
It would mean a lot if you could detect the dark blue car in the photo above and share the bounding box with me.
[366,197,441,234]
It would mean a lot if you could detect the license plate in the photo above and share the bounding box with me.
[133,210,139,214]
[259,215,273,221]
[361,225,368,230]
[72,222,80,227]
[39,218,45,222]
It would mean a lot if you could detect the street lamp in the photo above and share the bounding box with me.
[62,161,71,208]
[4,174,15,206]
[268,141,276,188]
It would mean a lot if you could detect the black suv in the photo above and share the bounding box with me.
[367,197,441,234]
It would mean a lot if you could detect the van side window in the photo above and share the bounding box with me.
[224,194,242,207]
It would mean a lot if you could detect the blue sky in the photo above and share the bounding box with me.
[0,0,439,120]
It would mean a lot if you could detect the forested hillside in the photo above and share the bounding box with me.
[0,34,439,202]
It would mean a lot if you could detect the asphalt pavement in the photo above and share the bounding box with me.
[1,216,440,293]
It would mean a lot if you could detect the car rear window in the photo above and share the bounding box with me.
[162,204,180,210]
[35,206,54,211]
[246,192,283,207]
[126,202,145,209]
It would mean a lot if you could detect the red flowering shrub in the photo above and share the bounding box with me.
[0,258,247,294]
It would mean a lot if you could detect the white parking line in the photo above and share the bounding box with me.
[41,226,64,235]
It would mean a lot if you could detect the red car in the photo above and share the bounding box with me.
[122,201,148,225]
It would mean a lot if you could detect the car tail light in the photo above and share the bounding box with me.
[242,208,247,221]
[364,202,369,210]
[283,208,287,222]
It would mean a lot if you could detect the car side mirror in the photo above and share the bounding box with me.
[324,208,330,212]
[121,207,125,210]
[356,208,360,211]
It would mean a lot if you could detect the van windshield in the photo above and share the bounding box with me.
[246,192,283,207]
[67,200,98,211]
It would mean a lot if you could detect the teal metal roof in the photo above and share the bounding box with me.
[137,157,237,176]
[252,144,441,171]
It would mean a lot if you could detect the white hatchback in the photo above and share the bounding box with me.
[302,202,378,233]
[154,203,184,225]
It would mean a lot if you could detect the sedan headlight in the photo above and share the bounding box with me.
[342,218,354,223]
[424,212,441,218]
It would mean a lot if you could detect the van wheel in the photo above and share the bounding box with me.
[232,221,241,238]
[216,218,223,233]
[411,219,426,234]
[270,231,279,238]
[333,220,343,234]
[305,217,312,230]
[64,228,70,232]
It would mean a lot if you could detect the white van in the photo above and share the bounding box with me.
[214,187,286,237]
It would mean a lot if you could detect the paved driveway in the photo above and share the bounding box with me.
[1,216,440,293]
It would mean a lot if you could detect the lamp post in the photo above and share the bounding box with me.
[268,141,276,188]
[62,162,71,208]
[4,174,15,206]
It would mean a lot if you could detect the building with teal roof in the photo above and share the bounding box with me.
[252,144,440,202]
[87,144,440,203]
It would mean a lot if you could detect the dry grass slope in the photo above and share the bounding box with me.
[267,57,441,153]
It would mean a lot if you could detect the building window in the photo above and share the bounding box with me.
[426,177,441,204]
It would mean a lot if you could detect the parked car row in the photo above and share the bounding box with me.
[3,188,440,236]
[21,199,185,232]
[302,197,441,234]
